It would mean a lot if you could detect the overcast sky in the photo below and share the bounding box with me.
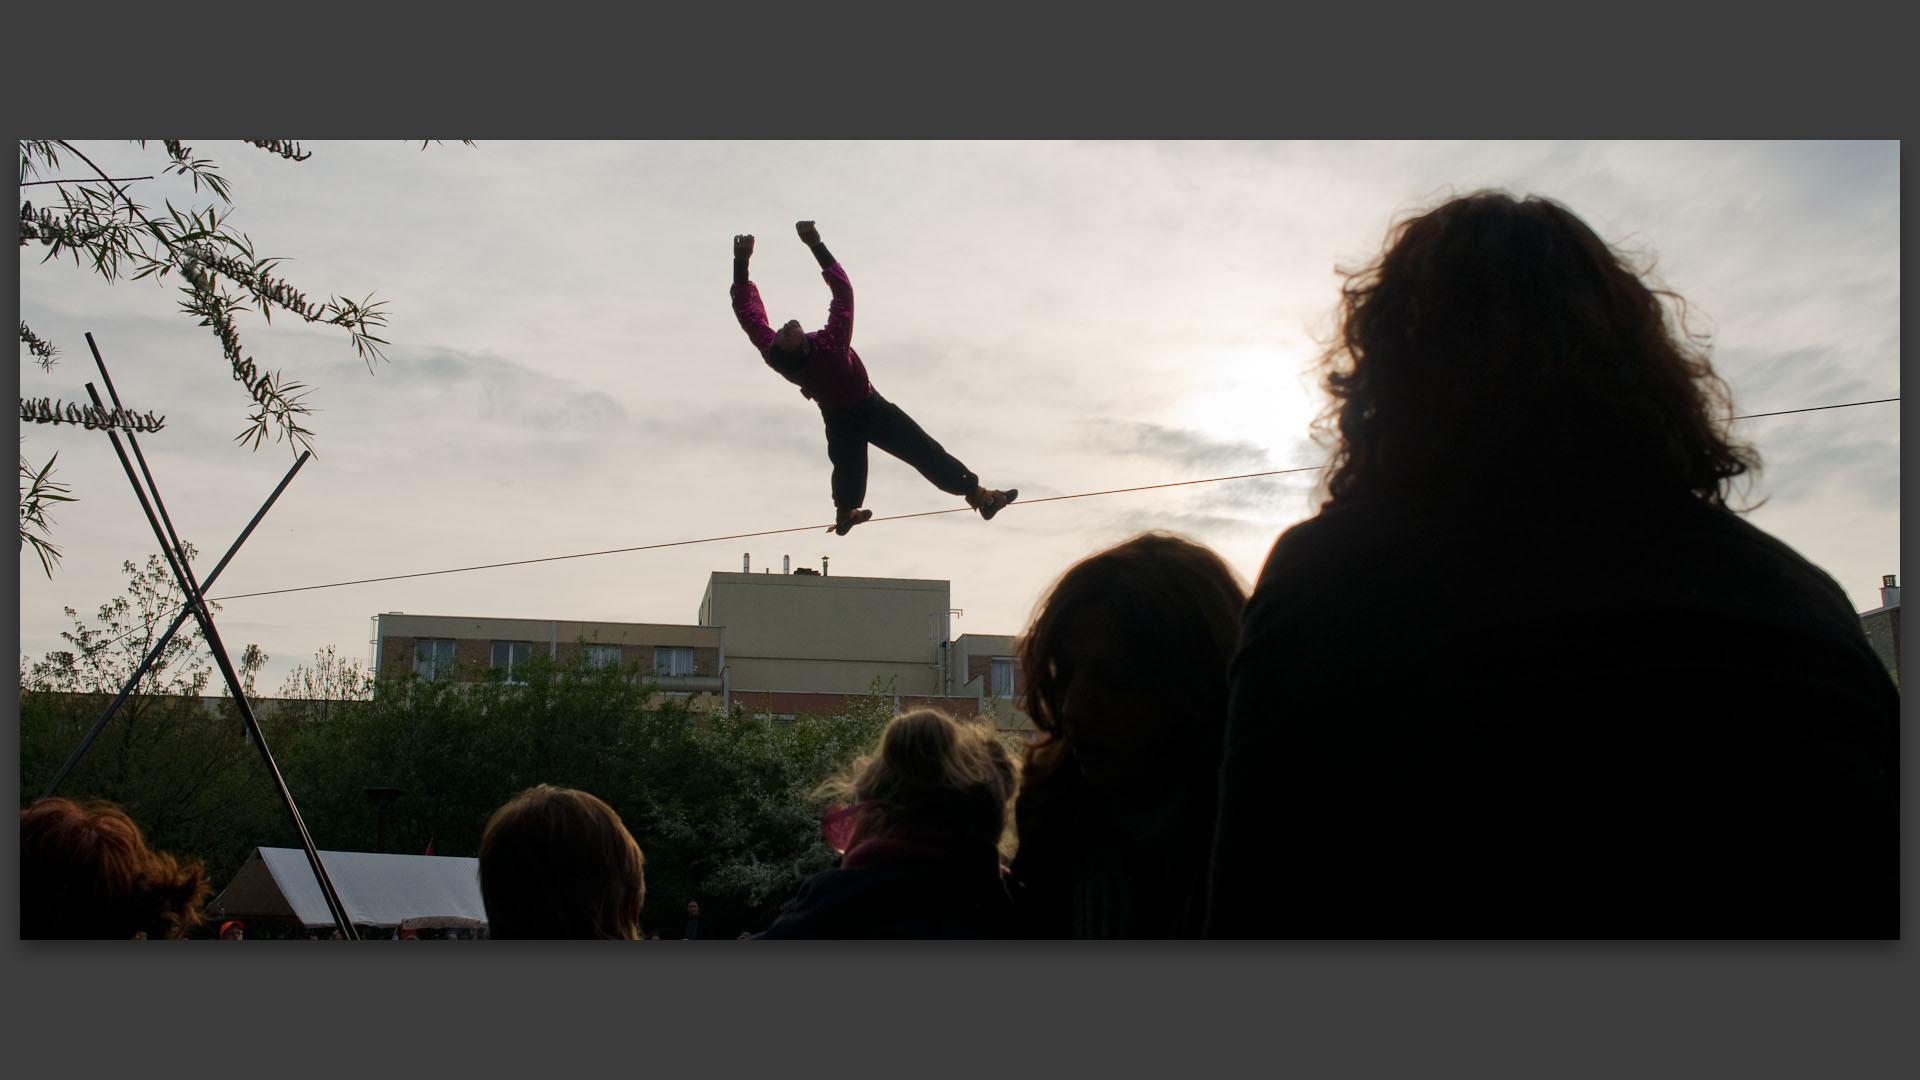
[16,140,1901,695]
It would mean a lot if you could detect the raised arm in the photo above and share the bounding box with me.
[733,232,755,284]
[797,221,852,349]
[730,232,776,352]
[796,220,835,269]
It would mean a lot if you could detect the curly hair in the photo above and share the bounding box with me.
[816,709,1020,860]
[1313,191,1760,508]
[1016,532,1247,785]
[479,785,646,940]
[20,797,211,939]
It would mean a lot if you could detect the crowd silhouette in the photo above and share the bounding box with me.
[21,192,1898,940]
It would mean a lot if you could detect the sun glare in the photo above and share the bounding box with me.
[1173,341,1327,470]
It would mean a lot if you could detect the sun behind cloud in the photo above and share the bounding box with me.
[1173,339,1327,472]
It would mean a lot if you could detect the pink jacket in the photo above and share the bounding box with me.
[731,262,876,410]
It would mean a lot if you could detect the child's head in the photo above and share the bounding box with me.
[819,709,1020,860]
[766,320,811,372]
[19,796,210,939]
[479,785,645,939]
[1018,532,1246,793]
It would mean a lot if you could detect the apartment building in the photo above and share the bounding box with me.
[699,558,1028,731]
[372,614,726,711]
[368,559,1031,732]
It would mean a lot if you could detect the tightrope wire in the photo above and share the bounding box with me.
[35,395,1898,659]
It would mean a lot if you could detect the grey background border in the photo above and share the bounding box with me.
[5,3,1911,1075]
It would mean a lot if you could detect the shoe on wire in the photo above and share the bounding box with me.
[973,488,1017,522]
[830,507,873,536]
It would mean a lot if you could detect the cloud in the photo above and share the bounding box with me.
[1075,418,1276,473]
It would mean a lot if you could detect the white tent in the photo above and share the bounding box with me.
[209,847,487,930]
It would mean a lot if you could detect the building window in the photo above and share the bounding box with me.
[414,638,454,680]
[654,646,694,677]
[491,641,533,682]
[585,644,622,670]
[990,657,1014,698]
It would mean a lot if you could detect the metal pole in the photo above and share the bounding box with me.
[79,364,358,939]
[38,449,310,800]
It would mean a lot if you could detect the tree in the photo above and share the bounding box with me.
[19,548,282,887]
[269,648,897,934]
[17,139,469,572]
[275,644,375,726]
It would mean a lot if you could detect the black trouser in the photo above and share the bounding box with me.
[822,392,978,510]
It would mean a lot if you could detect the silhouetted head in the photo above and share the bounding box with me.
[766,320,811,373]
[816,709,1020,860]
[19,797,210,939]
[1017,532,1246,795]
[1314,190,1759,508]
[479,785,645,940]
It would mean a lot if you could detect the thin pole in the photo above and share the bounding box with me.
[37,448,309,799]
[77,358,357,939]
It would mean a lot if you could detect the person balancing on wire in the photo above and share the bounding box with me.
[732,220,1017,535]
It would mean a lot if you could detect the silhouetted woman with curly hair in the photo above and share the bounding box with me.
[1206,192,1898,938]
[1010,532,1245,938]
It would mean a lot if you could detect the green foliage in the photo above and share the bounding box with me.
[272,652,895,936]
[18,449,74,576]
[19,547,281,886]
[20,558,904,935]
[16,139,468,573]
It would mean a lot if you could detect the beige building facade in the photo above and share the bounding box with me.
[373,613,726,710]
[368,566,1032,732]
[698,569,1030,732]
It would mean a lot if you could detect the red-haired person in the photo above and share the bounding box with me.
[478,785,646,939]
[1009,532,1247,938]
[756,709,1021,938]
[20,796,211,939]
[731,221,1016,535]
[1207,191,1900,938]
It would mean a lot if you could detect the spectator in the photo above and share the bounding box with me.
[1008,532,1246,938]
[478,784,646,939]
[680,900,716,940]
[19,796,210,940]
[1207,191,1900,938]
[756,709,1021,938]
[218,920,245,941]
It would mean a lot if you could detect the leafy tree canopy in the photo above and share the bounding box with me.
[17,139,468,573]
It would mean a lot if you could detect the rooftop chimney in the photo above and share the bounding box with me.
[1881,574,1900,608]
[783,555,790,575]
[743,553,750,573]
[822,556,829,577]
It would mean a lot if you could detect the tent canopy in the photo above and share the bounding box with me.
[210,847,487,929]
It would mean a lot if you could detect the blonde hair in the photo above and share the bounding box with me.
[479,785,645,939]
[817,709,1021,860]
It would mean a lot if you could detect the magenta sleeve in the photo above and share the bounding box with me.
[731,281,776,352]
[818,263,854,350]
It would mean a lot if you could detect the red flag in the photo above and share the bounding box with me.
[424,838,436,856]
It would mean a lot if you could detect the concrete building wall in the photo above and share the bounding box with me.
[701,572,952,696]
[701,572,949,661]
[727,656,937,696]
[375,614,724,686]
[949,633,1030,731]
